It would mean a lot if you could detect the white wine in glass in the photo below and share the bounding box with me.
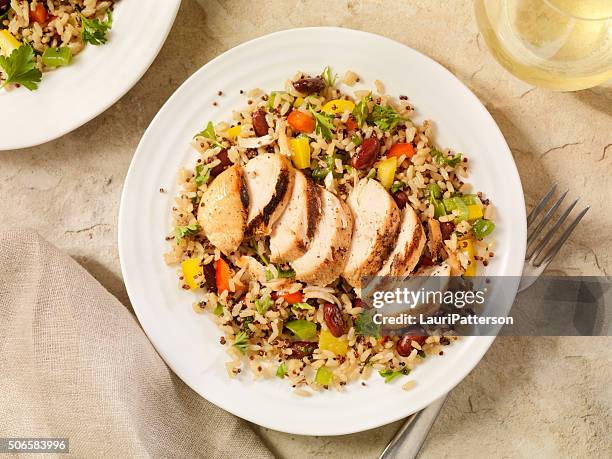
[474,0,612,91]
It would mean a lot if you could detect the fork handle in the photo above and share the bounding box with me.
[378,395,447,459]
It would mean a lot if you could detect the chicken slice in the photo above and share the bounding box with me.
[378,204,426,277]
[427,218,445,261]
[269,170,322,263]
[197,164,248,255]
[244,153,295,237]
[291,187,353,286]
[342,179,401,288]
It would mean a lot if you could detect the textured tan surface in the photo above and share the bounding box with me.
[0,230,273,459]
[1,0,610,457]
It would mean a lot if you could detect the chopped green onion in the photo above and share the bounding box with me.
[276,362,287,378]
[41,47,72,68]
[311,166,329,182]
[351,134,362,146]
[472,218,495,239]
[285,320,317,340]
[366,168,376,179]
[391,181,405,194]
[443,197,469,221]
[267,91,285,109]
[426,182,442,199]
[194,164,211,186]
[291,302,315,313]
[431,197,446,218]
[213,304,224,316]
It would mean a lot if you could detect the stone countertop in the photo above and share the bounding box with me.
[1,0,610,457]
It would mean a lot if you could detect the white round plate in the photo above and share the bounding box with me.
[119,27,526,436]
[0,0,181,151]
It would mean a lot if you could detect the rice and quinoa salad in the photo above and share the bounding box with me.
[0,0,115,90]
[164,68,497,393]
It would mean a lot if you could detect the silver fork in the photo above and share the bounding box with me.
[379,185,589,459]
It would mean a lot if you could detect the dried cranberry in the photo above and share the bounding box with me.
[323,303,345,337]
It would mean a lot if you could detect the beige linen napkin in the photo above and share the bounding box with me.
[0,230,273,458]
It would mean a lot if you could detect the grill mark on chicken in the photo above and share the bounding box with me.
[247,167,291,237]
[305,176,322,241]
[389,220,424,275]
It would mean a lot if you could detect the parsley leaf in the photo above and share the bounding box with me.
[194,121,224,148]
[194,164,211,186]
[446,153,463,166]
[174,223,200,244]
[265,265,296,281]
[256,293,273,315]
[276,362,287,378]
[431,147,462,167]
[354,311,380,338]
[309,108,335,141]
[378,367,410,383]
[81,10,113,46]
[321,65,338,87]
[0,45,42,91]
[369,104,404,131]
[233,331,249,354]
[352,94,371,128]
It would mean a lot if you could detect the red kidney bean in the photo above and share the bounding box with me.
[252,109,269,137]
[397,329,428,357]
[393,190,408,209]
[440,221,455,240]
[288,341,318,359]
[292,76,326,95]
[202,263,217,292]
[353,298,371,310]
[351,137,380,170]
[210,149,232,177]
[323,303,345,337]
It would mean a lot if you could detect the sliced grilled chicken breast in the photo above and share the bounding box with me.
[291,188,353,286]
[244,153,295,237]
[269,171,322,263]
[378,204,426,277]
[197,164,248,255]
[342,179,401,288]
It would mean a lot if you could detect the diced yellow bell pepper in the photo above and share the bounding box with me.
[225,125,242,139]
[458,239,477,277]
[321,99,355,115]
[467,204,483,221]
[377,157,397,189]
[318,329,348,356]
[289,135,311,169]
[293,96,304,108]
[181,258,204,290]
[0,30,21,57]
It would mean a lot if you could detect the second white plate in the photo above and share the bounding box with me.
[0,0,181,151]
[119,27,526,436]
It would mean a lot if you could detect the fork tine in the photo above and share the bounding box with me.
[533,206,589,267]
[526,190,568,245]
[527,198,578,260]
[527,184,556,227]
